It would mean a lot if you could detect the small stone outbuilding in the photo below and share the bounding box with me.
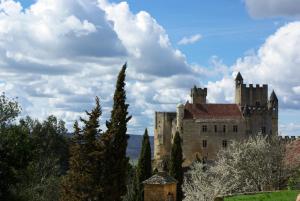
[143,172,177,201]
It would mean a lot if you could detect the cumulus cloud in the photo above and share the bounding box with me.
[232,22,300,109]
[206,22,300,110]
[98,0,191,76]
[245,0,300,18]
[178,34,202,45]
[1,0,299,136]
[0,0,206,135]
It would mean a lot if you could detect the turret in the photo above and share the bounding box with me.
[176,103,184,133]
[235,72,243,86]
[235,72,243,105]
[191,86,207,104]
[269,90,278,107]
[268,90,278,135]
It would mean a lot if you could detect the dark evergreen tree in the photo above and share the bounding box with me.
[0,125,32,201]
[101,63,131,201]
[135,128,152,201]
[60,97,103,201]
[169,131,184,201]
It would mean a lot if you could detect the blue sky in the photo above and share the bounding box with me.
[19,0,286,65]
[109,0,286,65]
[2,0,300,135]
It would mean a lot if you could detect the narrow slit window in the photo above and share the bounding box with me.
[222,140,227,148]
[202,125,207,132]
[233,125,238,133]
[203,140,207,148]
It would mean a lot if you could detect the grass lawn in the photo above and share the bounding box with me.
[225,190,299,201]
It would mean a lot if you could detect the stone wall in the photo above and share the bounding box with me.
[154,112,176,165]
[181,118,246,165]
[144,184,176,201]
[236,84,268,106]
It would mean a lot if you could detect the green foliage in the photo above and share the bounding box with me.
[16,159,62,201]
[169,131,184,201]
[28,116,69,174]
[61,97,103,201]
[0,92,21,126]
[224,190,299,201]
[135,128,152,201]
[123,164,138,201]
[101,63,131,201]
[288,169,300,190]
[16,116,69,201]
[0,125,32,200]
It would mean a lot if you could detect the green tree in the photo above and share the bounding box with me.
[101,63,132,201]
[122,164,138,201]
[61,97,103,201]
[30,116,69,174]
[0,94,30,200]
[169,131,184,201]
[0,92,21,126]
[16,116,69,201]
[135,128,152,201]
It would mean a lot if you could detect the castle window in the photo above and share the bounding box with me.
[214,125,217,132]
[202,140,207,148]
[203,156,207,164]
[256,101,260,106]
[223,125,226,133]
[222,140,227,148]
[233,125,238,133]
[262,126,266,134]
[202,125,207,132]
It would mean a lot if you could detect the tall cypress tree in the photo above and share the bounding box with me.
[169,131,184,201]
[101,63,131,201]
[60,97,103,201]
[136,128,152,201]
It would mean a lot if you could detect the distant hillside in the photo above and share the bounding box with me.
[127,134,154,160]
[66,133,154,160]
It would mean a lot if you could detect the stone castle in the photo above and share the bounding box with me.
[154,72,279,167]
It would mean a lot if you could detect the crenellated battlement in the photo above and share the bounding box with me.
[191,86,207,104]
[243,84,268,89]
[279,136,299,143]
[154,72,279,168]
[235,73,269,107]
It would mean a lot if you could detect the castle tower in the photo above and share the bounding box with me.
[176,103,184,133]
[235,72,268,107]
[269,90,278,135]
[235,72,244,105]
[191,86,207,104]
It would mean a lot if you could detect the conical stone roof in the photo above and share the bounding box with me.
[270,90,278,102]
[235,72,243,81]
[143,172,177,185]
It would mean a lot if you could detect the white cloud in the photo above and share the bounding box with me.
[98,0,191,76]
[178,34,202,45]
[207,22,300,110]
[245,0,300,18]
[1,0,299,136]
[232,22,300,109]
[0,0,207,135]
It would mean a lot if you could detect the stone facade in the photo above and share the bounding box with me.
[154,72,279,167]
[143,172,177,201]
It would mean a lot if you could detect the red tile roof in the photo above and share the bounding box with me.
[184,103,243,119]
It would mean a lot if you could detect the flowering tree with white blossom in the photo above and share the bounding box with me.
[183,135,287,201]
